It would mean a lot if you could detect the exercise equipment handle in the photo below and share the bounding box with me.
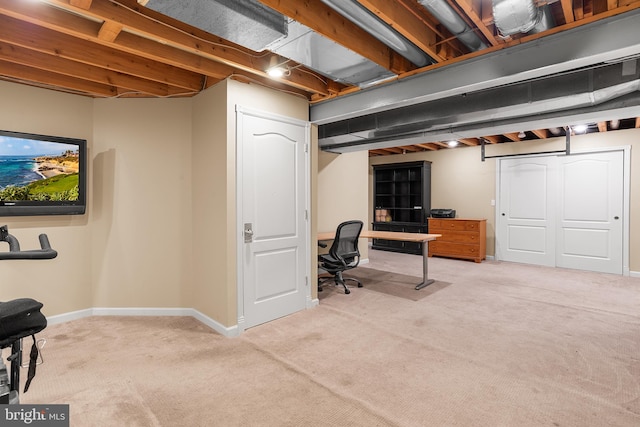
[0,226,57,260]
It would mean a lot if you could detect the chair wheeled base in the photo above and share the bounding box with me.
[318,271,362,294]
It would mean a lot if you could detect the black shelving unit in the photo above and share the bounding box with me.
[372,161,431,255]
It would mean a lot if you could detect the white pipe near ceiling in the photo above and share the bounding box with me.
[417,0,487,51]
[320,0,432,66]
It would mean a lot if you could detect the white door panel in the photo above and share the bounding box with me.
[498,150,624,275]
[238,108,309,330]
[557,152,623,273]
[254,248,298,300]
[253,132,297,238]
[497,158,555,266]
[507,225,548,253]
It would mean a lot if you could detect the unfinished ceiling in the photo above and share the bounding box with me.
[0,0,639,155]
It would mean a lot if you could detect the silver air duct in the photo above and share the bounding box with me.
[320,0,432,67]
[417,0,487,52]
[529,5,556,34]
[144,0,286,51]
[492,0,555,37]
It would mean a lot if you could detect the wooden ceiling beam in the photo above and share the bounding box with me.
[452,0,501,45]
[257,0,414,74]
[503,132,522,142]
[574,0,585,20]
[69,0,92,9]
[483,135,502,144]
[384,147,404,154]
[414,143,438,151]
[40,0,335,96]
[0,58,118,97]
[597,121,608,132]
[531,129,549,139]
[369,149,392,156]
[98,20,123,43]
[398,145,423,152]
[0,0,235,83]
[0,41,182,97]
[0,13,205,92]
[560,0,576,23]
[356,0,445,62]
[458,138,479,146]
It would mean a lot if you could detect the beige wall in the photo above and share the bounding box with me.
[0,79,310,326]
[0,81,93,316]
[91,97,193,309]
[317,150,370,261]
[369,129,640,272]
[3,76,636,328]
[191,79,310,327]
[191,82,231,326]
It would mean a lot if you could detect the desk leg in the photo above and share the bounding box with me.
[415,241,435,290]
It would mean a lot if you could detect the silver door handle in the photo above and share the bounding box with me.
[244,223,253,243]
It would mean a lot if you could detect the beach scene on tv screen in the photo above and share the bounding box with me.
[0,135,80,202]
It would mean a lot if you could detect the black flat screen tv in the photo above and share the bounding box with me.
[0,129,87,216]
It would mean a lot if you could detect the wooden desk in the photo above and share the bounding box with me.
[318,230,441,290]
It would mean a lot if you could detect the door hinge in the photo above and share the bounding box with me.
[304,143,308,153]
[305,276,309,287]
[305,209,308,220]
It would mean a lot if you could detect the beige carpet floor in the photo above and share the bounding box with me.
[16,251,640,426]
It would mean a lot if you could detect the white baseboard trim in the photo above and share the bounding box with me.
[46,308,93,326]
[91,307,193,317]
[46,307,239,338]
[630,270,640,278]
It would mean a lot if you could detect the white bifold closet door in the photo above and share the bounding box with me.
[497,151,623,274]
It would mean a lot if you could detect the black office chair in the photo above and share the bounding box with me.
[318,220,363,294]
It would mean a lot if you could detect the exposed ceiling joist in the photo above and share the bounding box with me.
[258,0,416,74]
[0,0,638,156]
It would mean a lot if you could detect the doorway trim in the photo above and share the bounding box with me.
[235,105,312,334]
[495,145,631,276]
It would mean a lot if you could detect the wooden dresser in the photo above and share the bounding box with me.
[427,218,486,263]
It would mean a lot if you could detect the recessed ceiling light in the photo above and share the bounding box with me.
[266,56,290,78]
[267,67,288,78]
[447,140,459,147]
[572,124,588,133]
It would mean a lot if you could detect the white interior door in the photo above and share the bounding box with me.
[556,151,623,273]
[497,150,625,274]
[496,157,556,266]
[237,107,310,330]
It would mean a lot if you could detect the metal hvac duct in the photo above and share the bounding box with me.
[492,0,555,37]
[144,0,287,52]
[320,0,433,67]
[417,0,487,51]
[317,60,640,152]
